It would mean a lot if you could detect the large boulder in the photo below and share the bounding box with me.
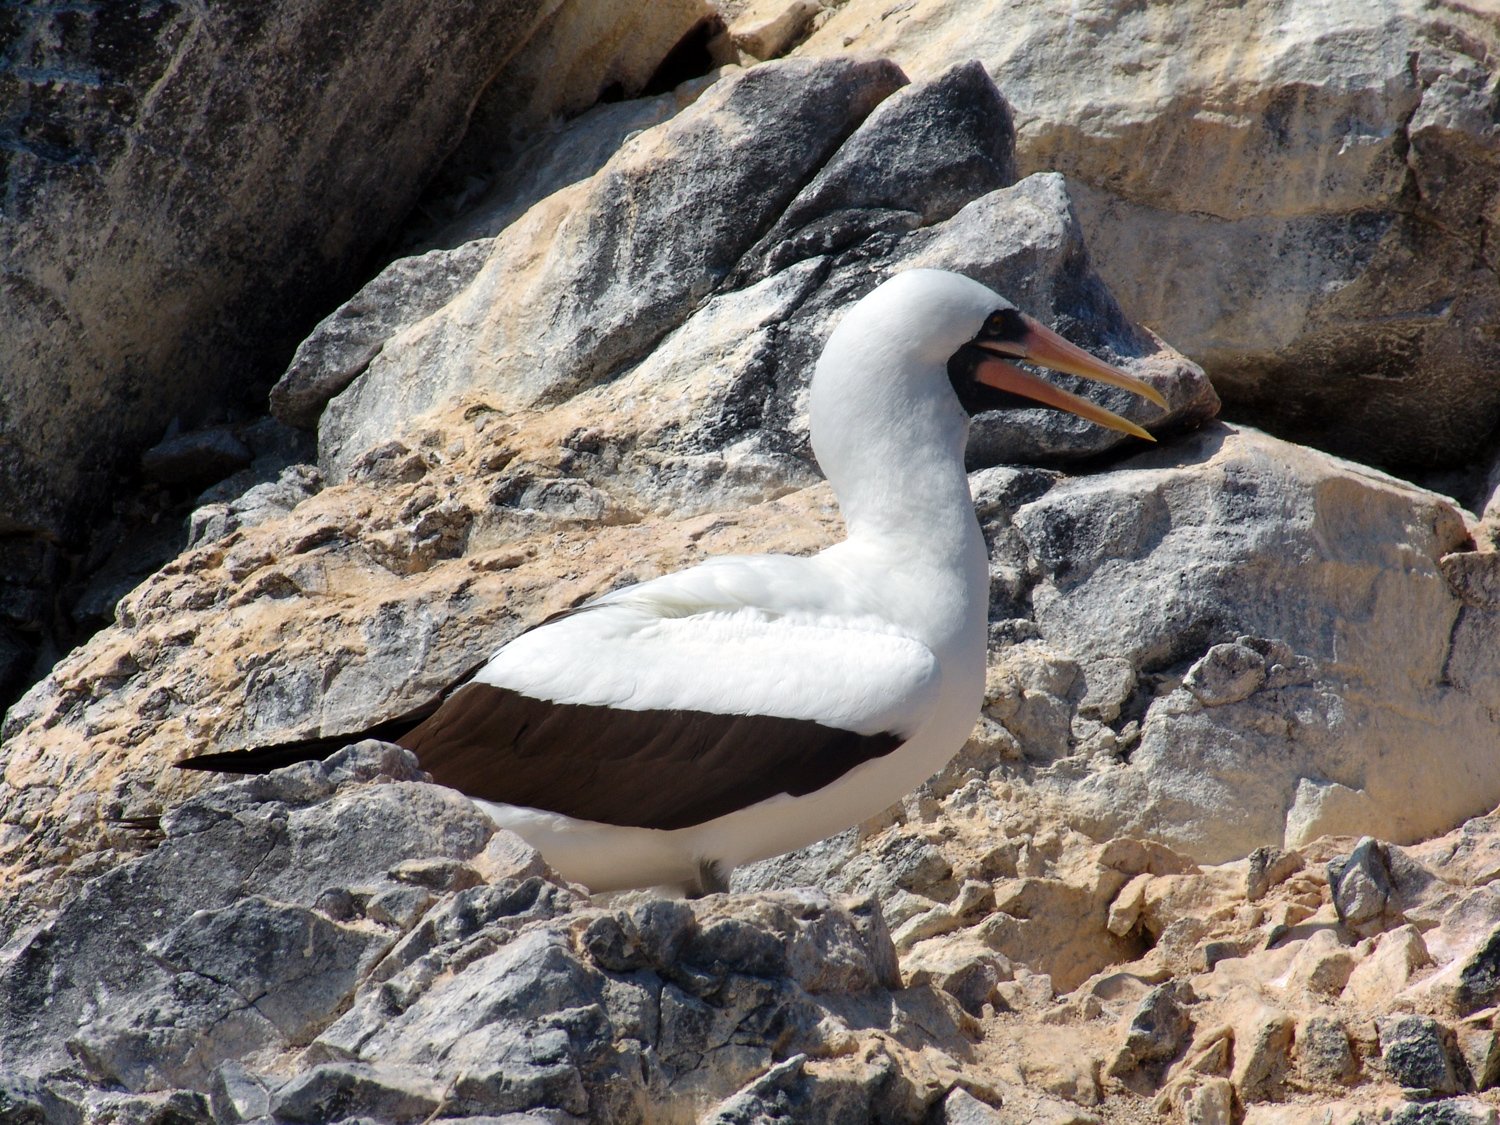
[967,423,1499,862]
[788,0,1500,471]
[0,0,711,711]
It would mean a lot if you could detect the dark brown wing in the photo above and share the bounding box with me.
[398,682,903,831]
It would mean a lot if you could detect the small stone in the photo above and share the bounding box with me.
[1108,981,1196,1077]
[1342,925,1432,1012]
[1296,1015,1358,1085]
[210,1060,273,1123]
[994,969,1056,1012]
[388,857,483,893]
[1246,846,1304,903]
[365,884,433,929]
[1107,874,1150,937]
[1283,929,1359,997]
[270,1062,444,1123]
[1183,642,1266,706]
[1455,925,1500,1016]
[141,426,254,486]
[1227,997,1295,1101]
[1328,837,1403,937]
[904,934,1012,1017]
[1391,1098,1498,1125]
[939,1085,1006,1124]
[1378,1014,1467,1096]
[1156,1074,1233,1125]
[1456,1018,1500,1091]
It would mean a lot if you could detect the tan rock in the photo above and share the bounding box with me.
[1222,993,1295,1102]
[1276,929,1359,999]
[1340,925,1432,1013]
[1107,874,1151,938]
[1017,1027,1103,1106]
[1156,1074,1233,1125]
[902,934,1012,1017]
[1294,1015,1358,1087]
[794,0,1500,471]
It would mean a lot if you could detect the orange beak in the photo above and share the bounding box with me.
[973,314,1167,441]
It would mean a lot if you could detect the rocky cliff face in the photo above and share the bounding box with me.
[3,1,1500,1122]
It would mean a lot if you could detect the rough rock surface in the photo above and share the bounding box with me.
[6,8,1500,1123]
[2,57,1217,934]
[12,743,1500,1120]
[0,0,712,715]
[787,0,1500,472]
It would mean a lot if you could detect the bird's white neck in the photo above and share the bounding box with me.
[810,349,989,652]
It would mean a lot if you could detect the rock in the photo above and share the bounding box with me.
[939,1085,1007,1124]
[794,1,1500,472]
[186,463,324,550]
[1183,642,1267,707]
[1226,996,1295,1102]
[140,427,254,488]
[1246,847,1305,904]
[1454,927,1500,1017]
[905,938,1012,1016]
[1455,1019,1500,1093]
[1281,929,1358,998]
[1109,982,1196,1078]
[1,0,638,701]
[1342,926,1434,1013]
[1297,1016,1359,1086]
[317,55,909,474]
[1329,838,1403,937]
[1379,1015,1468,1097]
[1167,1077,1234,1125]
[270,242,496,430]
[0,744,495,1083]
[269,1062,446,1124]
[1391,1100,1499,1125]
[732,59,1018,283]
[990,426,1494,863]
[0,747,976,1119]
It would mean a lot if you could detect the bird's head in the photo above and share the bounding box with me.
[817,268,1166,442]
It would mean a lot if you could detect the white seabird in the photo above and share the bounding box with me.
[182,269,1166,895]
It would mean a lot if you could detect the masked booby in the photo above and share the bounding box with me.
[180,269,1166,895]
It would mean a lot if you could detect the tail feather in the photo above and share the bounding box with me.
[175,661,484,775]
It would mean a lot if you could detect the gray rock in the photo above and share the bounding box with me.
[1330,837,1401,937]
[1391,1100,1499,1125]
[1245,846,1304,904]
[1298,1015,1358,1085]
[1184,641,1267,707]
[0,0,564,669]
[939,1087,1008,1124]
[140,427,255,487]
[1454,926,1500,1018]
[734,59,1018,283]
[269,1062,445,1124]
[271,241,496,430]
[0,1074,84,1125]
[1109,981,1197,1077]
[319,56,909,474]
[186,463,324,551]
[976,424,1500,863]
[209,1061,273,1124]
[0,744,492,1083]
[1380,1015,1469,1096]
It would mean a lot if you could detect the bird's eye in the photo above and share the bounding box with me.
[978,307,1027,343]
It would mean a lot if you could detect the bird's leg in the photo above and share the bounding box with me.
[687,857,731,898]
